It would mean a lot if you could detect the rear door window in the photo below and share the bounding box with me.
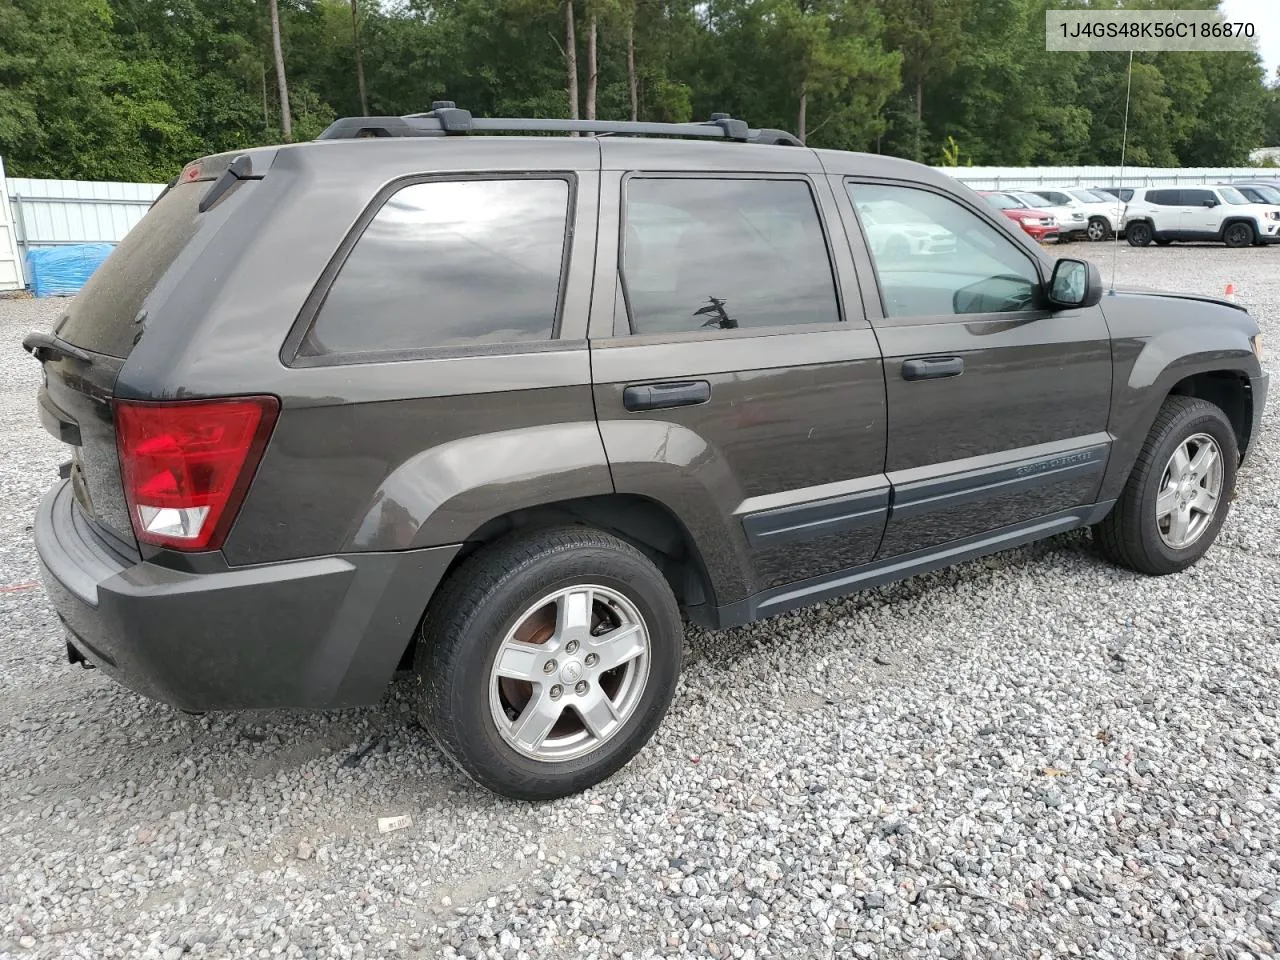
[54,180,206,358]
[298,178,572,361]
[620,177,839,335]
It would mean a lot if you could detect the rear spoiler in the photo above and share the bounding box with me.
[151,147,280,212]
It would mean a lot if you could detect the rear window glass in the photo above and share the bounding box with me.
[55,181,203,358]
[299,178,571,360]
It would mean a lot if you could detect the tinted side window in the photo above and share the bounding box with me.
[1183,189,1214,206]
[300,178,570,359]
[1146,190,1174,206]
[621,178,839,334]
[848,182,1041,319]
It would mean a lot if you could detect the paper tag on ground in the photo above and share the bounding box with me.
[378,815,412,834]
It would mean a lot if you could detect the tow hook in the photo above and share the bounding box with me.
[66,640,96,670]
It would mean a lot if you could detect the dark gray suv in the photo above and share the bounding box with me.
[27,107,1269,799]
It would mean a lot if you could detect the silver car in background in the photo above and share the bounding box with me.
[1031,188,1126,241]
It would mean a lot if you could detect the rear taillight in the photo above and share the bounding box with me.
[114,397,279,551]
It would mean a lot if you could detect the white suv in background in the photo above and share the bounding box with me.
[1123,185,1280,248]
[1008,191,1088,240]
[1030,188,1126,241]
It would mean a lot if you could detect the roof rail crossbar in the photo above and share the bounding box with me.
[706,112,750,141]
[403,100,474,133]
[316,110,803,146]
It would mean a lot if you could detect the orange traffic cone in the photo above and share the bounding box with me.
[1225,283,1236,299]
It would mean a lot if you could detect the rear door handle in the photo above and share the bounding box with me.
[902,357,963,381]
[623,380,712,412]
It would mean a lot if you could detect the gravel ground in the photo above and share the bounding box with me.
[1,243,1277,960]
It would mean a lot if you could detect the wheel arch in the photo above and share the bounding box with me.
[1218,216,1257,239]
[1125,218,1155,242]
[466,493,717,608]
[1100,360,1257,503]
[1167,369,1254,458]
[396,493,722,672]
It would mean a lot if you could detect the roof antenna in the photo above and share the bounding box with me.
[1109,49,1135,295]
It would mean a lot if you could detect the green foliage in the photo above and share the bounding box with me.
[940,135,961,166]
[0,0,1273,180]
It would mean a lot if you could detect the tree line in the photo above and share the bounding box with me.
[1,0,1278,183]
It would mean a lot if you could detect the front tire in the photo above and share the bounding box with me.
[1224,222,1254,248]
[1093,396,1237,575]
[416,526,683,800]
[1087,217,1110,241]
[1127,221,1153,246]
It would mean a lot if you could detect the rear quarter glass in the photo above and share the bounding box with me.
[54,180,222,358]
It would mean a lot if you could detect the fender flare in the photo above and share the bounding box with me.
[345,422,615,551]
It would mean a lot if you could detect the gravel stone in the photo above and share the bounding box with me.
[1,243,1278,958]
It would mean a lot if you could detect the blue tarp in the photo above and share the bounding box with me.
[26,243,115,297]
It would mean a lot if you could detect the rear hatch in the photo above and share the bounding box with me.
[26,150,273,550]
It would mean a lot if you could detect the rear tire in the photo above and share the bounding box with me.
[1126,221,1153,246]
[1224,222,1254,248]
[416,526,683,800]
[1093,396,1237,576]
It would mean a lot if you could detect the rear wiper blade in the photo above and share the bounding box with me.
[22,330,93,364]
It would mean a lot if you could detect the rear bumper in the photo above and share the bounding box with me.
[35,480,460,712]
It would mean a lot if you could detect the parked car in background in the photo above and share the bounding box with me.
[1094,186,1135,203]
[1231,182,1280,208]
[855,198,957,259]
[979,191,1059,242]
[1009,191,1088,240]
[1030,188,1125,241]
[1232,179,1280,192]
[1123,185,1280,247]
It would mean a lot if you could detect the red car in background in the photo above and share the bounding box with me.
[978,191,1059,243]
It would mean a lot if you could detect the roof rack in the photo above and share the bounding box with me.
[316,102,804,147]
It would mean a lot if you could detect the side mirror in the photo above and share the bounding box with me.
[1047,258,1102,309]
[1203,198,1218,207]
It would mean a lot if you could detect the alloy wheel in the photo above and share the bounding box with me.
[488,584,650,762]
[1155,433,1223,549]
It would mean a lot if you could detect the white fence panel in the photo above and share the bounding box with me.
[932,165,1278,191]
[7,177,163,259]
[0,158,21,292]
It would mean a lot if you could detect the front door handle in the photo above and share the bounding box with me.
[623,380,712,412]
[902,357,963,381]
